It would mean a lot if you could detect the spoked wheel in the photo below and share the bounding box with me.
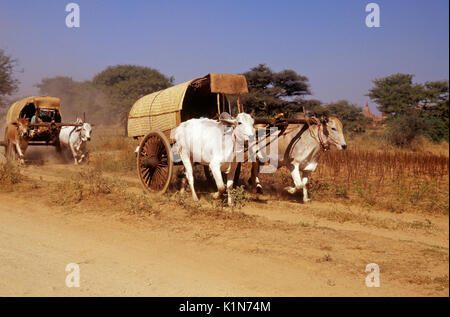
[137,131,173,195]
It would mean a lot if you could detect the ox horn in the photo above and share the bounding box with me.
[219,112,237,127]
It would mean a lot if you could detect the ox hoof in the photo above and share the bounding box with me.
[284,186,297,194]
[256,185,263,194]
[211,192,222,200]
[303,198,311,204]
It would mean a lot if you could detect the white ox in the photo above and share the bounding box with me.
[250,116,347,203]
[59,118,92,165]
[173,112,255,206]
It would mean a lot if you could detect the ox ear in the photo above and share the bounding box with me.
[220,118,237,127]
[219,112,237,127]
[250,109,255,118]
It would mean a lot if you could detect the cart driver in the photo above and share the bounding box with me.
[30,114,41,124]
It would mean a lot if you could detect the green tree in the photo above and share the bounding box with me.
[303,99,370,132]
[241,64,310,117]
[367,73,425,116]
[92,65,174,116]
[0,49,19,107]
[385,113,427,147]
[368,74,449,144]
[421,80,449,141]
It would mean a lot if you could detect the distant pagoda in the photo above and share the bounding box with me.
[363,102,386,124]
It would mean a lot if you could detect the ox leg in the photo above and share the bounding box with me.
[180,151,198,201]
[210,161,225,200]
[285,163,302,195]
[177,168,187,194]
[226,162,238,207]
[250,161,263,194]
[76,144,83,164]
[69,142,78,165]
[14,142,25,164]
[79,142,86,164]
[301,171,311,203]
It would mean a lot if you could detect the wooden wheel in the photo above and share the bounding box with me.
[137,131,173,194]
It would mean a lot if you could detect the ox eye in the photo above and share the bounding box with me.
[238,122,242,125]
[331,127,336,131]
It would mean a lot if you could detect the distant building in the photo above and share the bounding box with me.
[363,102,386,126]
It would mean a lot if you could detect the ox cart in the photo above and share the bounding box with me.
[0,96,82,161]
[128,73,319,195]
[128,73,249,194]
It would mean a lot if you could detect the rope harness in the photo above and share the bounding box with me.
[309,122,330,152]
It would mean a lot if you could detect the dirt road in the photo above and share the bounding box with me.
[0,159,448,296]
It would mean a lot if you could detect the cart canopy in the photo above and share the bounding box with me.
[127,73,248,138]
[6,96,61,124]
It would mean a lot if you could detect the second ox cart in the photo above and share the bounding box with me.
[0,96,83,161]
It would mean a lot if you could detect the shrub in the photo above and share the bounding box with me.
[125,192,159,215]
[225,185,251,209]
[384,114,426,147]
[0,161,22,186]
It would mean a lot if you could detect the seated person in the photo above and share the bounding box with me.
[30,114,41,124]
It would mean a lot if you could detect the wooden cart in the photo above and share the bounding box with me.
[0,96,82,161]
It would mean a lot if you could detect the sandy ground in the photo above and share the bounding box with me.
[0,148,448,297]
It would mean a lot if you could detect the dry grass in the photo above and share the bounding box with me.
[312,148,449,213]
[0,161,22,190]
[348,133,449,157]
[85,127,449,214]
[243,137,449,214]
[88,130,138,173]
[45,165,159,216]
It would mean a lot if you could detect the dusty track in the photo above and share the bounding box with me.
[0,156,448,296]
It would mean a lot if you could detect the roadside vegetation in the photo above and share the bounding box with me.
[1,47,448,216]
[0,161,22,190]
[69,126,450,215]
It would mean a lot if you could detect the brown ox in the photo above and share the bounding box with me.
[4,117,31,164]
[250,117,347,203]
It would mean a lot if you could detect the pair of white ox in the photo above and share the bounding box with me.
[59,118,92,165]
[173,112,347,206]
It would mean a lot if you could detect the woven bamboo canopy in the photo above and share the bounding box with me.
[127,73,248,138]
[6,96,61,124]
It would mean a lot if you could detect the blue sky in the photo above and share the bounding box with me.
[0,0,448,113]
